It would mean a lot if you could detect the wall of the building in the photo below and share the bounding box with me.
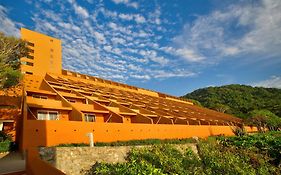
[21,120,257,150]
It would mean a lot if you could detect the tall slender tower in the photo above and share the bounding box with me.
[20,28,62,76]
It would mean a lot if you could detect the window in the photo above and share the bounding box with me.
[84,113,96,122]
[37,110,59,120]
[67,99,76,103]
[27,42,34,47]
[28,48,34,53]
[50,39,53,42]
[26,55,34,59]
[32,95,48,99]
[22,61,33,66]
[25,71,33,75]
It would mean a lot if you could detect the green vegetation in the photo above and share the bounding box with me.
[216,132,281,166]
[95,138,196,146]
[87,145,203,175]
[182,84,281,119]
[246,110,281,132]
[0,32,28,89]
[0,140,11,153]
[86,132,281,175]
[0,131,12,152]
[56,143,90,147]
[55,138,196,147]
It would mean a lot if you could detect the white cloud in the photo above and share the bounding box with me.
[148,5,161,25]
[44,22,57,32]
[175,48,205,62]
[252,76,281,89]
[118,13,147,24]
[119,13,133,20]
[112,47,122,55]
[134,14,146,23]
[151,70,196,79]
[111,37,126,45]
[73,3,89,18]
[99,7,118,18]
[108,22,118,30]
[0,5,21,37]
[93,31,106,44]
[111,0,139,9]
[104,45,112,52]
[150,56,169,65]
[127,64,142,72]
[42,10,61,21]
[131,74,151,80]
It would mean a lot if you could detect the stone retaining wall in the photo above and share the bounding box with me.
[39,144,197,175]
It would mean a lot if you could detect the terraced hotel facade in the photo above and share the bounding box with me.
[2,28,256,151]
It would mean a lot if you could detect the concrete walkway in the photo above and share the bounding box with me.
[0,152,25,175]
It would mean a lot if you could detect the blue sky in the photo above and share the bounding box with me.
[1,0,281,96]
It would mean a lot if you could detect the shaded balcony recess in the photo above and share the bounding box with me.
[47,81,64,86]
[82,110,109,114]
[26,89,57,96]
[71,103,109,114]
[59,92,85,99]
[26,96,71,110]
[87,96,111,104]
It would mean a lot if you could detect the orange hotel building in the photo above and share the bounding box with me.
[2,28,256,151]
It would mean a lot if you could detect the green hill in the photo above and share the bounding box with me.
[182,84,281,119]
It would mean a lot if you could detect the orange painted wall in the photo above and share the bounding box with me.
[22,120,257,150]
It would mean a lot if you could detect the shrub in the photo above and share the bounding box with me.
[0,131,12,142]
[231,126,247,136]
[216,132,281,166]
[198,141,256,175]
[56,143,89,147]
[0,140,11,153]
[95,138,196,147]
[55,138,196,147]
[87,144,204,175]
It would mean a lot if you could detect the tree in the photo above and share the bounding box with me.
[211,103,230,113]
[189,99,202,107]
[0,32,29,89]
[247,110,281,132]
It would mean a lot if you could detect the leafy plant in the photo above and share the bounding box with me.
[0,140,11,153]
[247,110,281,131]
[217,132,281,166]
[0,32,29,89]
[0,131,12,142]
[87,145,204,175]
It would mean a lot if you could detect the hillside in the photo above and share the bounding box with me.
[182,84,281,119]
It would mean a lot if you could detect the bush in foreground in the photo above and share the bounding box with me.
[86,145,203,175]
